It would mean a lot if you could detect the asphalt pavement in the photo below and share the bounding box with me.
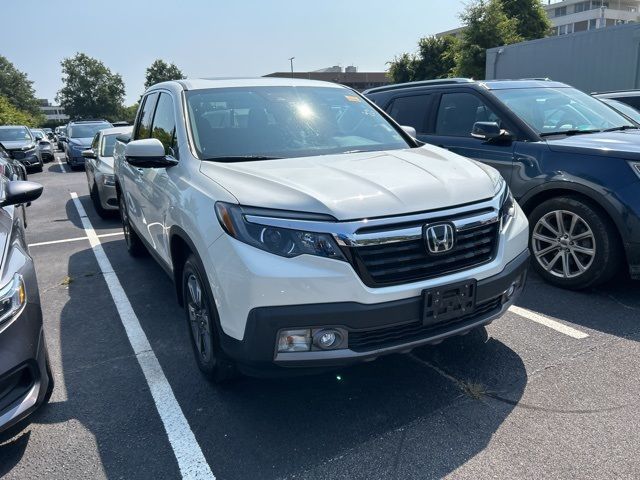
[1,151,639,480]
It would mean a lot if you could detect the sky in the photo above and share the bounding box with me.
[2,0,465,105]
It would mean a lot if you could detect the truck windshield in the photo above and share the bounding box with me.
[185,86,409,161]
[492,87,636,136]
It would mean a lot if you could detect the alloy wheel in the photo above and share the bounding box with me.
[187,273,213,363]
[532,210,596,279]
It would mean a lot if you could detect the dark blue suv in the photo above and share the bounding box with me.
[365,79,640,289]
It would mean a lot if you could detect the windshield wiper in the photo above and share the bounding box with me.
[202,155,283,162]
[602,125,640,132]
[540,129,601,137]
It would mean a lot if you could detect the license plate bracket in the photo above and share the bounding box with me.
[423,280,477,326]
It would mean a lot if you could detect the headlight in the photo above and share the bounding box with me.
[630,161,640,179]
[500,187,516,232]
[102,174,116,186]
[215,202,346,261]
[0,274,26,325]
[22,144,36,151]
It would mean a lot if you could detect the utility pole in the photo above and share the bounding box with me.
[289,57,295,79]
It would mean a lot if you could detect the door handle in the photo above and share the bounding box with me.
[135,167,144,174]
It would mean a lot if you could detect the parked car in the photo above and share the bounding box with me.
[0,126,43,173]
[30,129,55,163]
[0,144,28,181]
[592,89,640,111]
[0,177,53,434]
[114,78,529,381]
[596,97,640,124]
[42,128,54,141]
[55,126,67,150]
[83,126,132,217]
[64,120,113,170]
[365,79,640,289]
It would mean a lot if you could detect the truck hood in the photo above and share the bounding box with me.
[199,147,498,220]
[546,130,640,160]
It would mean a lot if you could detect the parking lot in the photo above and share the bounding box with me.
[0,149,636,479]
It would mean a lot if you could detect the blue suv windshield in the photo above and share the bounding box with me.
[68,123,111,138]
[492,87,636,136]
[185,86,409,161]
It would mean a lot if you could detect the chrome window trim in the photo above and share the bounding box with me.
[244,185,504,248]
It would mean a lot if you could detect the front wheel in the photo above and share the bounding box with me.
[183,255,238,383]
[529,196,621,290]
[91,183,112,219]
[119,194,147,257]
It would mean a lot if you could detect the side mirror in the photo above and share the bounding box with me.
[125,138,177,168]
[471,121,511,142]
[34,135,43,141]
[82,149,97,159]
[1,181,43,207]
[401,125,417,138]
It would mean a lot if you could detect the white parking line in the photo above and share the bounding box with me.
[70,192,215,480]
[29,232,123,248]
[56,157,68,173]
[509,305,589,339]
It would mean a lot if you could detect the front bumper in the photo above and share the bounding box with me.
[0,303,51,433]
[220,249,529,373]
[67,153,86,166]
[11,152,39,167]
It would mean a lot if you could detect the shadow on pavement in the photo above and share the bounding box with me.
[518,269,640,340]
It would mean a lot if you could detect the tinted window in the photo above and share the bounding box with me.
[91,133,100,150]
[151,93,177,156]
[185,86,408,160]
[136,92,159,140]
[435,93,502,137]
[386,95,431,134]
[618,96,640,110]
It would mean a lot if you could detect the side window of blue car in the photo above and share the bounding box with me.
[435,92,503,137]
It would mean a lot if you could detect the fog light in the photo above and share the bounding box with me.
[277,329,311,352]
[313,329,343,350]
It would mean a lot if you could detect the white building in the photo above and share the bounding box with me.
[544,0,639,35]
[37,99,69,122]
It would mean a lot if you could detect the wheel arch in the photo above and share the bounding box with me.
[519,182,627,244]
[169,226,200,307]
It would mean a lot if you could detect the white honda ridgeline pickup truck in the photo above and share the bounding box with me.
[113,78,529,381]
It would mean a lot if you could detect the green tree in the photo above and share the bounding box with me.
[387,53,416,83]
[0,55,41,117]
[0,95,39,127]
[388,36,459,83]
[454,0,522,79]
[119,103,139,124]
[413,35,459,80]
[57,53,125,121]
[144,59,185,89]
[500,0,552,40]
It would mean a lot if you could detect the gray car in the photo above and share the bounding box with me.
[0,126,44,173]
[30,129,55,163]
[0,178,53,434]
[83,126,132,217]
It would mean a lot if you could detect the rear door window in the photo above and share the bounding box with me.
[386,95,431,134]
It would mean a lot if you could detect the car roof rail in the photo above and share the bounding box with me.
[364,78,474,94]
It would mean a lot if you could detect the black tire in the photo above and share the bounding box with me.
[90,183,113,219]
[529,196,622,290]
[33,160,43,173]
[182,254,238,383]
[119,194,147,257]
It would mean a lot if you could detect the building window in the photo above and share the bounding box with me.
[555,6,567,17]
